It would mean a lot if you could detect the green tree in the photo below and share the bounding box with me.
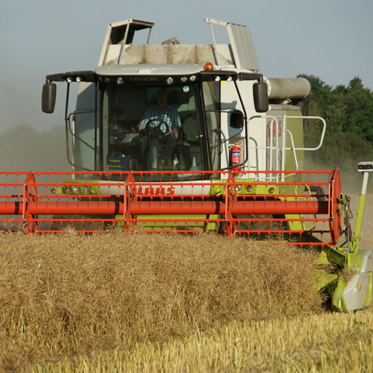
[299,75,373,171]
[343,77,373,141]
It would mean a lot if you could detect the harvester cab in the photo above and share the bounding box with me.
[42,18,320,176]
[1,18,372,312]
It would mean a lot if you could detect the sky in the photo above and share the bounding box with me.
[0,0,372,168]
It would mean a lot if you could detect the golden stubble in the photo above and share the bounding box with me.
[0,232,322,370]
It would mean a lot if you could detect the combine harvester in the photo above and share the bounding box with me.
[0,18,372,311]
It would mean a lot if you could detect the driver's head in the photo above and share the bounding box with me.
[155,89,168,110]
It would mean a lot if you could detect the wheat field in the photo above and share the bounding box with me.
[0,232,371,372]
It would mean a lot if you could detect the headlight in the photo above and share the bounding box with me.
[70,185,80,193]
[80,186,89,194]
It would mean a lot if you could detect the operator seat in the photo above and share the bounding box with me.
[180,114,201,170]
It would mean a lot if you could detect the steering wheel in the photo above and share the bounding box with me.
[142,119,170,170]
[143,118,170,138]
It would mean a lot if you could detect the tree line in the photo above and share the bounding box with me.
[299,74,373,171]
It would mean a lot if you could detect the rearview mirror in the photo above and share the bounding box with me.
[253,82,269,113]
[42,83,57,113]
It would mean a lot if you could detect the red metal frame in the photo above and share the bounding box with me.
[0,169,343,247]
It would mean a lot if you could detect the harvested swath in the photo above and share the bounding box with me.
[0,232,322,370]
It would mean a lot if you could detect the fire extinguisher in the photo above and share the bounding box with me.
[229,143,241,170]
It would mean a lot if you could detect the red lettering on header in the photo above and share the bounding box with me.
[136,185,176,196]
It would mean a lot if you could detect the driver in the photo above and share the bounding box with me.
[136,89,182,167]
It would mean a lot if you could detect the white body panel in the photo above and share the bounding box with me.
[220,80,267,175]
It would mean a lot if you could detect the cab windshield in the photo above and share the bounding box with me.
[101,82,208,172]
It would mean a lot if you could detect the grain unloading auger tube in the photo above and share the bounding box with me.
[0,169,342,243]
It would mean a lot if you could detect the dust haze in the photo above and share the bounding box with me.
[0,75,70,170]
[0,126,70,171]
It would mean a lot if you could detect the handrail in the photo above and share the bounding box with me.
[247,115,327,179]
[284,116,326,151]
[284,129,299,170]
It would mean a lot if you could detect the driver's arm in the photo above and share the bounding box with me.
[133,106,152,132]
[172,110,182,138]
[131,123,145,133]
[172,127,179,138]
